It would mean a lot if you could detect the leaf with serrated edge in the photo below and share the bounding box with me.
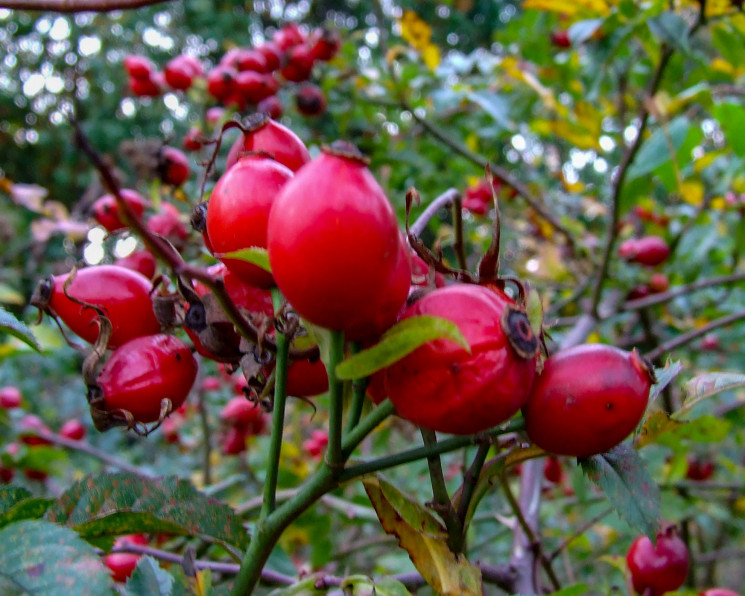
[0,519,114,595]
[0,496,54,530]
[363,476,482,596]
[679,372,745,418]
[580,444,660,537]
[215,247,272,273]
[0,306,41,352]
[634,411,684,449]
[0,487,32,514]
[44,473,249,551]
[342,575,414,596]
[648,360,683,405]
[336,315,470,380]
[122,556,174,596]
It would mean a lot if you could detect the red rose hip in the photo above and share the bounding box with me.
[626,526,689,596]
[523,344,654,457]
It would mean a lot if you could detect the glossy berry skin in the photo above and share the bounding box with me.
[550,30,572,48]
[97,334,197,423]
[411,253,446,288]
[0,386,22,409]
[303,429,328,458]
[128,75,161,97]
[115,250,157,280]
[273,23,306,50]
[295,84,327,117]
[43,265,161,348]
[256,42,283,72]
[221,426,248,455]
[384,284,538,435]
[183,127,203,151]
[280,44,315,82]
[523,344,654,458]
[626,527,689,596]
[206,65,237,101]
[310,27,341,61]
[59,419,86,441]
[619,236,670,267]
[235,71,278,104]
[91,189,148,233]
[700,590,742,596]
[159,147,190,187]
[267,144,402,335]
[163,54,203,90]
[686,457,715,481]
[543,456,563,484]
[123,55,155,79]
[257,95,283,119]
[104,534,148,583]
[264,357,329,397]
[225,116,310,172]
[207,156,293,288]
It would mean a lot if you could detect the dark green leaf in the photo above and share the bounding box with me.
[0,519,114,596]
[626,117,690,181]
[0,494,54,530]
[0,306,40,352]
[713,103,745,157]
[647,13,690,54]
[648,359,683,405]
[580,443,661,537]
[45,473,249,551]
[0,486,32,514]
[215,247,272,273]
[548,585,589,596]
[123,556,174,596]
[335,315,470,381]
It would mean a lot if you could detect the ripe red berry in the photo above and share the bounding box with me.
[619,236,670,267]
[267,142,403,335]
[221,426,248,455]
[225,114,310,172]
[255,42,283,72]
[114,249,157,280]
[310,27,341,61]
[384,284,538,435]
[95,334,197,423]
[263,357,329,397]
[523,344,654,457]
[123,55,155,79]
[223,48,268,73]
[19,414,52,446]
[273,23,306,50]
[202,376,222,392]
[158,146,190,187]
[235,70,278,104]
[626,526,689,596]
[207,155,293,288]
[147,203,190,247]
[0,386,22,409]
[206,65,237,101]
[34,265,161,348]
[543,456,563,484]
[59,419,86,441]
[164,54,203,90]
[220,396,267,434]
[183,127,204,151]
[303,429,329,458]
[700,333,720,351]
[648,272,670,293]
[91,189,148,233]
[295,83,327,117]
[161,415,182,444]
[550,30,572,48]
[280,44,315,82]
[411,253,446,288]
[104,534,148,583]
[257,94,284,119]
[686,457,715,481]
[128,75,162,98]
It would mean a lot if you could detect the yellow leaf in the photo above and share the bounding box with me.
[465,134,479,154]
[399,10,432,50]
[421,43,441,70]
[711,196,726,210]
[680,180,704,205]
[586,332,601,343]
[524,0,612,17]
[710,57,735,75]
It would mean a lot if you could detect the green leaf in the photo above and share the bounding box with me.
[335,315,470,381]
[580,443,661,537]
[44,473,249,551]
[363,476,482,596]
[648,360,683,405]
[0,306,41,352]
[712,103,745,157]
[266,577,324,596]
[679,372,745,418]
[526,285,544,340]
[466,91,514,131]
[568,19,603,45]
[635,411,684,449]
[647,12,690,54]
[0,283,24,305]
[626,117,690,181]
[122,556,175,596]
[0,487,32,514]
[215,247,272,273]
[0,494,54,530]
[661,415,731,444]
[0,519,114,596]
[342,575,414,595]
[548,585,589,596]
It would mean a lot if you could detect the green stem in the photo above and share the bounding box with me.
[345,342,368,433]
[327,330,346,468]
[341,417,524,482]
[342,399,395,457]
[421,429,463,553]
[456,441,490,525]
[260,291,290,519]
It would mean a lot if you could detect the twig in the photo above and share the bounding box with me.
[31,428,155,477]
[409,188,461,238]
[645,309,745,361]
[621,272,745,312]
[0,0,175,11]
[420,429,463,553]
[548,507,614,561]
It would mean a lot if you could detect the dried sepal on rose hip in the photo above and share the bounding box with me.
[523,344,655,458]
[383,283,538,435]
[86,334,197,433]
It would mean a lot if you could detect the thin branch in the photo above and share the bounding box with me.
[548,507,613,561]
[621,272,745,312]
[0,0,176,11]
[409,188,461,238]
[30,428,155,477]
[645,309,745,361]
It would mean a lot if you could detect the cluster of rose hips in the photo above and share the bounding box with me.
[124,22,339,133]
[0,385,86,483]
